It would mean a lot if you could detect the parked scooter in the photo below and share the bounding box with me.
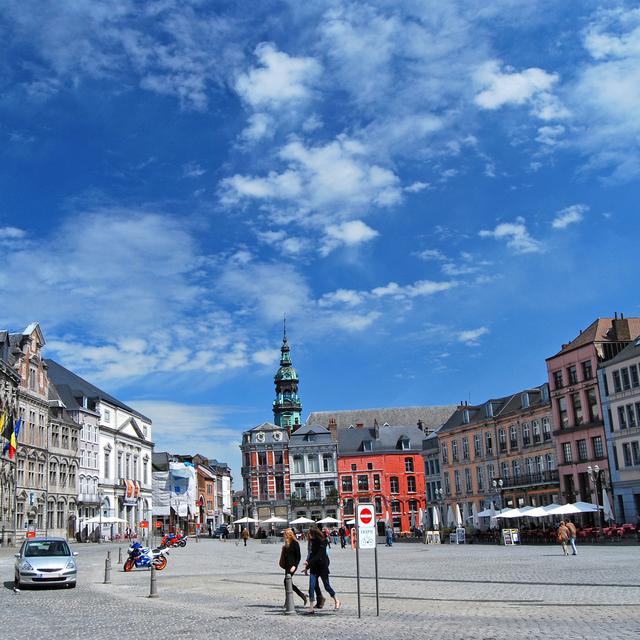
[124,542,169,572]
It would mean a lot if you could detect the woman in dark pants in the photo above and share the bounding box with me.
[304,526,341,613]
[281,528,307,607]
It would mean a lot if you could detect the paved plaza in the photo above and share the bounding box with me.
[0,538,638,639]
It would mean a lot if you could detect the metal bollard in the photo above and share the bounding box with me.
[103,552,112,584]
[149,565,159,598]
[284,573,296,615]
[118,547,123,564]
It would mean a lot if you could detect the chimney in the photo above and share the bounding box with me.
[374,419,380,440]
[328,417,337,441]
[612,316,631,342]
[417,419,424,432]
[355,421,364,429]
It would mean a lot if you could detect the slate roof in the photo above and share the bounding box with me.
[306,405,456,432]
[440,383,550,433]
[548,317,640,359]
[602,335,640,368]
[338,423,426,456]
[289,424,334,447]
[45,359,151,422]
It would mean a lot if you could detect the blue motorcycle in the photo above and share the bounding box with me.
[124,542,169,572]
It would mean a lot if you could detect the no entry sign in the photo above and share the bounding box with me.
[356,503,376,549]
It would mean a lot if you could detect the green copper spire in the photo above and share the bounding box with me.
[273,318,302,430]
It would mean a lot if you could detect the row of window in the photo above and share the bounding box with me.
[292,454,336,474]
[557,388,600,429]
[16,499,72,530]
[552,360,594,389]
[340,473,417,494]
[103,450,149,484]
[342,497,420,516]
[561,436,604,463]
[613,402,640,430]
[425,458,440,476]
[292,480,336,500]
[80,450,99,469]
[81,423,99,443]
[620,441,640,467]
[17,459,78,490]
[442,420,552,463]
[79,476,99,494]
[442,454,556,495]
[611,364,640,394]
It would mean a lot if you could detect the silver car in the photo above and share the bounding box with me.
[14,537,78,588]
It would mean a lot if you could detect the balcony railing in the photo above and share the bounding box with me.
[78,493,101,504]
[291,494,339,506]
[500,469,559,489]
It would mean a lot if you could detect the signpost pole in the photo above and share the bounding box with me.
[374,542,379,616]
[355,516,361,619]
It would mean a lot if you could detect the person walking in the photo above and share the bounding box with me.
[241,527,250,547]
[331,529,338,547]
[338,526,346,549]
[304,526,340,614]
[280,528,308,607]
[566,520,578,556]
[557,521,570,556]
[385,523,394,547]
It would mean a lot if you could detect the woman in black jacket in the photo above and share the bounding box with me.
[304,526,341,613]
[281,528,307,606]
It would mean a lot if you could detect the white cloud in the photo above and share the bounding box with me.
[251,348,280,366]
[240,112,274,142]
[536,125,565,146]
[457,326,489,345]
[235,42,321,109]
[318,289,364,308]
[221,135,403,227]
[0,226,26,240]
[415,248,445,261]
[405,181,430,193]
[479,217,543,254]
[551,204,588,229]
[371,280,458,299]
[474,60,561,116]
[320,220,379,256]
[182,162,206,178]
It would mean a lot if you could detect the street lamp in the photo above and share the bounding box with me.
[587,465,604,531]
[491,479,504,509]
[98,491,105,544]
[434,487,444,529]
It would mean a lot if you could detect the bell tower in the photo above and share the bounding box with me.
[273,318,302,430]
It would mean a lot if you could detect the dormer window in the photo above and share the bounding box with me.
[485,403,493,418]
[522,393,530,409]
[362,440,372,452]
[399,437,410,450]
[462,409,470,424]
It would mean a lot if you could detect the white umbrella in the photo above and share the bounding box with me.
[545,503,582,515]
[521,506,552,517]
[571,501,601,513]
[602,492,614,523]
[476,507,493,517]
[261,516,288,524]
[346,519,355,526]
[462,503,469,524]
[316,516,341,524]
[432,506,440,529]
[446,505,454,527]
[454,504,463,528]
[489,501,497,528]
[83,516,128,525]
[472,502,479,528]
[234,516,259,524]
[289,516,316,525]
[496,507,523,519]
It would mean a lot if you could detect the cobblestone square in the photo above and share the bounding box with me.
[1,538,638,640]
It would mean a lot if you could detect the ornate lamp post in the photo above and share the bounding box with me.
[434,487,444,530]
[587,465,604,531]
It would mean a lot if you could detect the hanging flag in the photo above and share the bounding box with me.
[1,413,13,455]
[8,416,22,460]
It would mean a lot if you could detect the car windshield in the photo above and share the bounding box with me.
[24,541,71,557]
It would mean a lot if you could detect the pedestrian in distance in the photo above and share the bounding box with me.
[331,529,338,547]
[304,526,340,614]
[566,520,578,556]
[338,526,346,549]
[385,523,393,547]
[241,527,250,547]
[557,521,570,556]
[280,528,308,608]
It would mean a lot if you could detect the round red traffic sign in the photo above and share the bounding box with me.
[360,507,373,525]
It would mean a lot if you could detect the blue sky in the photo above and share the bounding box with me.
[1,1,639,481]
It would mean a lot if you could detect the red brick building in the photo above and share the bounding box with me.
[337,421,427,533]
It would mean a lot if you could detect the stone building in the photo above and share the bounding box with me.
[45,359,153,540]
[546,315,640,506]
[599,335,640,522]
[289,424,339,522]
[46,364,101,541]
[0,331,20,543]
[439,384,558,520]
